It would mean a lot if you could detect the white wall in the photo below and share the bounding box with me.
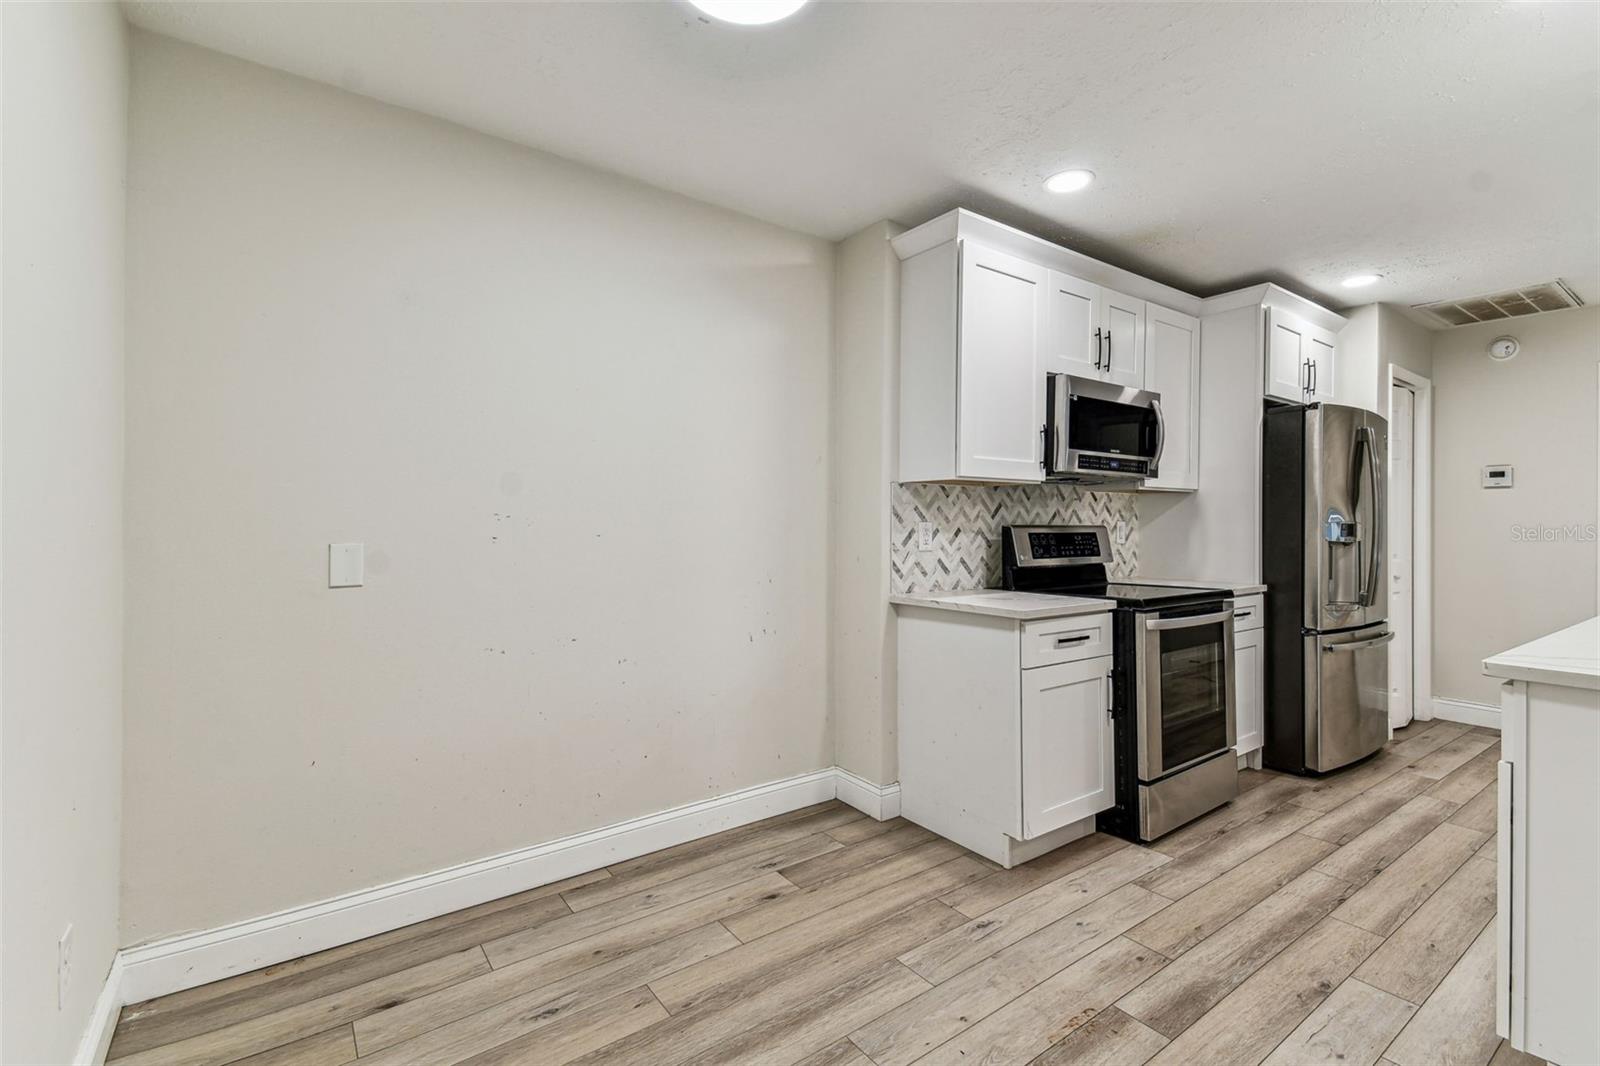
[122,34,834,944]
[1336,303,1434,414]
[1431,306,1599,706]
[0,3,128,1061]
[830,223,902,786]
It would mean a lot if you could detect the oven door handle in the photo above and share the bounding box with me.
[1144,608,1234,631]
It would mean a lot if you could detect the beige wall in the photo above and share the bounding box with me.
[123,35,834,943]
[0,3,127,1060]
[829,223,902,786]
[1431,306,1599,706]
[1380,304,1433,381]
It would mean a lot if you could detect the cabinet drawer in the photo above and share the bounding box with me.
[1021,613,1113,668]
[1231,594,1264,633]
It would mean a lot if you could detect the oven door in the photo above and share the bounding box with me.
[1135,605,1237,782]
[1047,374,1164,480]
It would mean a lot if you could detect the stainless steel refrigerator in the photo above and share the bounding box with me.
[1262,402,1392,774]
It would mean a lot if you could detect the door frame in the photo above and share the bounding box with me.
[1388,365,1433,723]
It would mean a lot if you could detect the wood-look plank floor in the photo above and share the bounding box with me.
[110,720,1540,1066]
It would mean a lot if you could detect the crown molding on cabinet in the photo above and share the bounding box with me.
[1201,281,1349,334]
[891,209,1204,318]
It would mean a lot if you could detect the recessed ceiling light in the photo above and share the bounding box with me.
[1342,274,1382,288]
[1045,169,1095,194]
[688,0,808,25]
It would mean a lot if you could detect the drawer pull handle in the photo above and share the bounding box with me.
[1054,634,1092,646]
[1235,610,1253,619]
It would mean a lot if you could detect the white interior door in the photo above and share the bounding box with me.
[1388,382,1415,728]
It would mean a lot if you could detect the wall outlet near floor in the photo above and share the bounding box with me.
[58,924,72,1009]
[916,522,935,552]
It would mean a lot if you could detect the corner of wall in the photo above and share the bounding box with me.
[827,221,903,788]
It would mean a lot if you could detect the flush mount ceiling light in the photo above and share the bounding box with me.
[1044,169,1095,194]
[1342,274,1382,288]
[688,0,808,24]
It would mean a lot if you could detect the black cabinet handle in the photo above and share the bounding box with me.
[1093,328,1103,370]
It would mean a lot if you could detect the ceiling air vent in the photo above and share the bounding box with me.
[1414,280,1584,327]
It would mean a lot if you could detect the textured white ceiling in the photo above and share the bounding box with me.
[123,1,1599,315]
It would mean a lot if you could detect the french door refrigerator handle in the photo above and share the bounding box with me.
[1323,631,1395,653]
[1358,426,1383,606]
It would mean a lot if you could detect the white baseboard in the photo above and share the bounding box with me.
[1432,697,1501,730]
[834,768,903,820]
[74,953,123,1066]
[117,765,898,1005]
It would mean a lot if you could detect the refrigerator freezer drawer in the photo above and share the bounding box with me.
[1308,626,1392,772]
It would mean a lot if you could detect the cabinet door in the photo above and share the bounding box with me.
[1234,627,1264,755]
[1141,303,1201,491]
[1306,326,1337,403]
[1042,270,1101,379]
[1021,657,1115,839]
[957,243,1047,481]
[1098,287,1146,389]
[1265,308,1310,403]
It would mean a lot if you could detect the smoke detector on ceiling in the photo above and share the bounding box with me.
[1413,279,1583,328]
[1487,336,1520,362]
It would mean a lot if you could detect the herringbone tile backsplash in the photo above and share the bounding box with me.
[890,483,1139,594]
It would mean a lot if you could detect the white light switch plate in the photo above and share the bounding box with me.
[917,522,935,552]
[329,543,364,588]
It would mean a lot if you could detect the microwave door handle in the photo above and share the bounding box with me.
[1150,398,1165,476]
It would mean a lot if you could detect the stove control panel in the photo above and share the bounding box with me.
[1006,525,1112,568]
[1029,531,1103,559]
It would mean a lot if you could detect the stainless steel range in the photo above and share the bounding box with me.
[1002,525,1239,842]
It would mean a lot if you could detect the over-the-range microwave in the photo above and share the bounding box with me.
[1044,373,1164,486]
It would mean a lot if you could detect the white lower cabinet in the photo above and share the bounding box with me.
[1233,627,1264,757]
[897,605,1116,867]
[1022,658,1115,838]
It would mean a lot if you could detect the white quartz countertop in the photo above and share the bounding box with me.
[1133,577,1268,596]
[888,589,1111,621]
[1483,616,1600,691]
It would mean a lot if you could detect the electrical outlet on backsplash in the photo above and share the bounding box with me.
[890,483,1139,595]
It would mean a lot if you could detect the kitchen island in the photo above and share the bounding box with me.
[1483,616,1600,1066]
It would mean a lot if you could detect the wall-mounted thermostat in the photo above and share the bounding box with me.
[1482,465,1514,489]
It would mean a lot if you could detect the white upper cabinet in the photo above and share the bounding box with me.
[1306,328,1336,403]
[1266,307,1338,404]
[1045,272,1146,389]
[1098,286,1147,389]
[957,244,1048,481]
[897,237,1046,483]
[1042,270,1100,379]
[895,211,1210,485]
[1142,303,1201,491]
